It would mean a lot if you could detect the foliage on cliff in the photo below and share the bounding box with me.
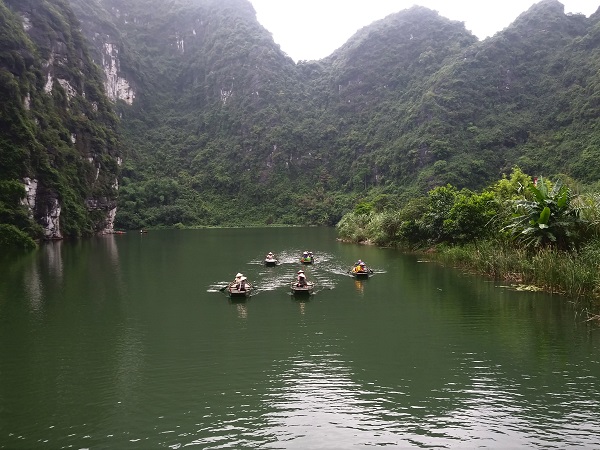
[0,0,121,246]
[4,0,600,234]
[64,0,600,229]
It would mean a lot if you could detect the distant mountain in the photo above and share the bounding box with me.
[2,0,600,243]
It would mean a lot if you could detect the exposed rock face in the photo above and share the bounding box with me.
[21,178,65,239]
[21,14,32,31]
[102,42,135,104]
[105,207,117,233]
[1,0,121,240]
[41,197,62,240]
[21,178,38,216]
[86,197,118,234]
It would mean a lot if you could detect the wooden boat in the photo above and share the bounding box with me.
[291,281,314,296]
[227,283,253,299]
[264,257,278,266]
[353,271,370,279]
[350,267,372,279]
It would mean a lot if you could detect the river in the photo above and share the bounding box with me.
[0,227,599,449]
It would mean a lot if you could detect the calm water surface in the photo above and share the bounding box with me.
[0,227,599,449]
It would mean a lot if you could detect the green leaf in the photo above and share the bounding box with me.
[538,206,551,224]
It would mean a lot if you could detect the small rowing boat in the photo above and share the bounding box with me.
[228,285,253,299]
[300,251,314,264]
[350,264,373,279]
[290,281,314,296]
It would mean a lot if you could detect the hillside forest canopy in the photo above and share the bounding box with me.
[1,0,600,248]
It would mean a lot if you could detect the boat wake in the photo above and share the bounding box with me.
[210,250,384,295]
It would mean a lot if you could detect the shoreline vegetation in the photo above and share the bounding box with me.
[421,241,600,322]
[336,168,600,321]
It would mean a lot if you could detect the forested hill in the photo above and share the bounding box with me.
[2,0,600,241]
[0,0,120,247]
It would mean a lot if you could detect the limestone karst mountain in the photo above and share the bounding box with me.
[1,0,599,244]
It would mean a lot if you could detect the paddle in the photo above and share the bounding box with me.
[219,280,237,291]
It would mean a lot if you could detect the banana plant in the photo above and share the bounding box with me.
[503,177,585,249]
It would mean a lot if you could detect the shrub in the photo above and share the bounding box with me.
[0,223,37,251]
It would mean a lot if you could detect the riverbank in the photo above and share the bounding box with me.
[416,239,600,321]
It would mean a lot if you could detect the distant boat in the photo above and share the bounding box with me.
[264,257,278,266]
[300,255,314,264]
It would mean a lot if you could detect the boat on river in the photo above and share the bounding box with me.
[290,281,314,296]
[226,274,253,298]
[352,270,370,279]
[264,252,278,266]
[300,251,314,264]
[228,284,253,299]
[264,257,278,266]
[350,265,373,279]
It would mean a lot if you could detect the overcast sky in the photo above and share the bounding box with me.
[248,0,599,61]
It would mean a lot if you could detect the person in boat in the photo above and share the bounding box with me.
[353,261,368,273]
[230,273,243,288]
[296,270,308,287]
[302,251,313,262]
[237,276,251,291]
[266,252,276,260]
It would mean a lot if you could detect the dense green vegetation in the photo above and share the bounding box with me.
[0,0,120,247]
[66,0,600,230]
[2,0,600,251]
[337,168,600,304]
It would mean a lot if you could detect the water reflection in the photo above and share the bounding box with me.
[103,234,120,267]
[262,350,405,448]
[296,300,307,315]
[258,348,600,448]
[24,258,43,315]
[45,240,64,282]
[236,303,248,319]
[21,240,65,318]
[2,228,600,449]
[353,279,365,295]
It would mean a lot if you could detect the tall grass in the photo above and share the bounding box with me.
[435,239,600,302]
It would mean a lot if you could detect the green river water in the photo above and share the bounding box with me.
[0,227,599,449]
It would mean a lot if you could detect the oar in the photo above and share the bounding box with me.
[220,282,234,292]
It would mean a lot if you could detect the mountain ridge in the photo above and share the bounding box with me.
[2,0,600,243]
